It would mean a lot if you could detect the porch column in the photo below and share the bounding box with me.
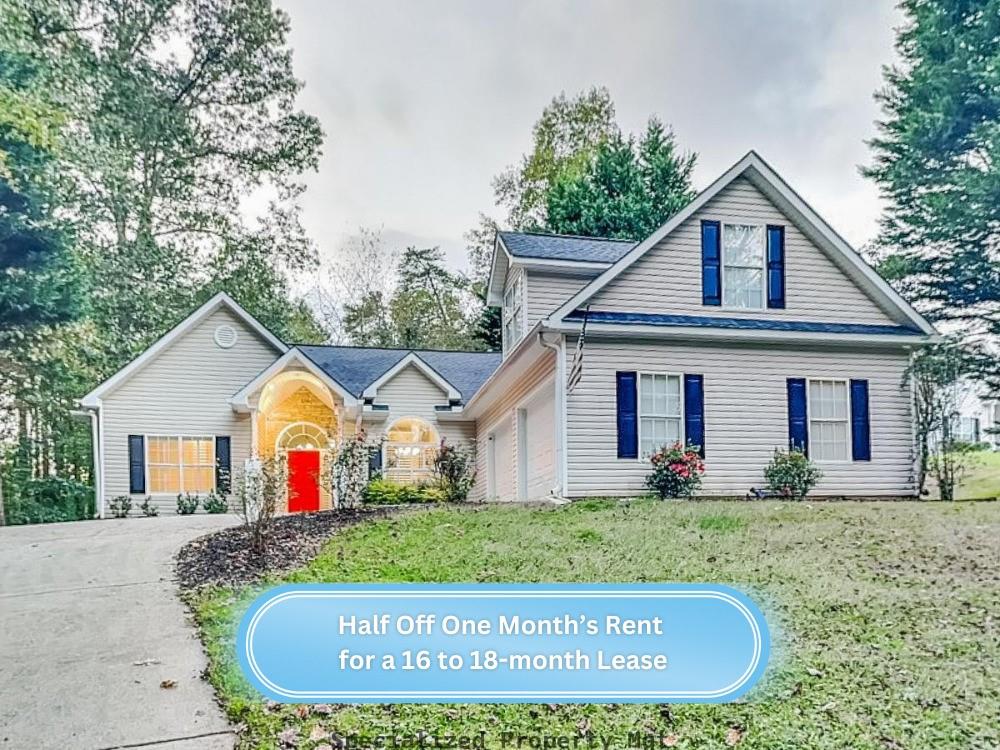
[250,405,259,458]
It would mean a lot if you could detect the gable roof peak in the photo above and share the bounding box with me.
[545,150,936,336]
[79,291,287,407]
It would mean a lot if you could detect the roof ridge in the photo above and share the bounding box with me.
[500,230,637,244]
[293,343,500,355]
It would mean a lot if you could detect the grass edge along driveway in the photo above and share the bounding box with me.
[190,500,1000,750]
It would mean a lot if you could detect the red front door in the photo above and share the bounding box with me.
[287,450,321,512]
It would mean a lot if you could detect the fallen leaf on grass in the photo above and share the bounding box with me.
[725,726,744,746]
[295,705,309,719]
[159,679,177,689]
[806,667,824,678]
[577,718,591,736]
[820,701,837,712]
[662,735,679,747]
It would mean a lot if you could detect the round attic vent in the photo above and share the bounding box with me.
[214,324,238,349]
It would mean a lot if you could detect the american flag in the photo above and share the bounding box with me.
[566,306,591,394]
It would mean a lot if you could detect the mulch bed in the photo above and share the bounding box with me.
[175,507,397,590]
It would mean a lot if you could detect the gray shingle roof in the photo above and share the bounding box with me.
[563,310,922,336]
[296,345,502,402]
[498,231,636,263]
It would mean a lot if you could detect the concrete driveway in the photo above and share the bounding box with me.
[0,515,240,749]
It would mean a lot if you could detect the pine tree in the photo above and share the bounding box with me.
[864,0,1000,373]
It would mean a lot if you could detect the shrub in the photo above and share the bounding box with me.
[202,491,229,514]
[335,432,382,508]
[645,442,705,499]
[432,439,476,502]
[764,449,823,500]
[109,495,132,519]
[234,455,287,555]
[3,476,95,525]
[138,497,158,517]
[176,493,199,515]
[362,478,444,505]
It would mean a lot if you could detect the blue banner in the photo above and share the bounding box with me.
[237,583,769,703]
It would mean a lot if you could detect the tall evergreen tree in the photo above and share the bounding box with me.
[546,118,696,240]
[466,88,697,348]
[0,50,81,351]
[864,0,1000,382]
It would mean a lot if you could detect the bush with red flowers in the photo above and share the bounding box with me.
[645,442,705,499]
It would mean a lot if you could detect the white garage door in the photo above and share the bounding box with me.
[488,418,513,501]
[521,381,556,500]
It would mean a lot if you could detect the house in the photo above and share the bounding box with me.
[77,152,937,516]
[954,381,999,449]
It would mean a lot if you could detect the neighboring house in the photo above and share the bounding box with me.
[954,381,999,449]
[78,151,937,516]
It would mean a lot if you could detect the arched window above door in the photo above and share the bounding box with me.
[275,421,329,452]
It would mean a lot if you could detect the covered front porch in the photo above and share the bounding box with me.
[231,350,359,512]
[229,349,447,513]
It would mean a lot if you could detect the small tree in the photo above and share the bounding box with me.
[904,343,971,500]
[764,449,822,500]
[235,455,287,555]
[335,432,381,509]
[432,439,476,502]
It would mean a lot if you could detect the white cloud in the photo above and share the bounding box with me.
[278,0,902,269]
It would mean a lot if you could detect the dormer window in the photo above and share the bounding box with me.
[722,223,765,309]
[503,271,525,349]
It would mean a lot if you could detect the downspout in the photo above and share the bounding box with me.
[538,330,566,498]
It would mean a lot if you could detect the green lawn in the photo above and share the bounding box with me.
[192,500,1000,749]
[957,450,1000,499]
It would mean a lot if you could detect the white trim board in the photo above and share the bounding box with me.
[545,151,936,337]
[230,348,359,410]
[79,292,287,408]
[363,352,461,401]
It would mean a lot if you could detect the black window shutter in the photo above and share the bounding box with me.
[683,374,705,457]
[850,380,871,461]
[368,446,383,478]
[786,379,809,455]
[766,225,785,308]
[215,436,232,492]
[701,220,722,306]
[128,435,145,494]
[616,371,638,459]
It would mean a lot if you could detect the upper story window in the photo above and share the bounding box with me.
[503,271,525,349]
[722,224,765,309]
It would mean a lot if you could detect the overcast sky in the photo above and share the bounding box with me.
[278,0,902,273]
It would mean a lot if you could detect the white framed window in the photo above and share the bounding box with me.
[502,271,525,349]
[638,373,683,458]
[807,379,850,462]
[722,223,765,309]
[147,436,215,494]
[383,417,439,484]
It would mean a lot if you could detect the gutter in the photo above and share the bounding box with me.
[72,403,103,519]
[537,331,567,497]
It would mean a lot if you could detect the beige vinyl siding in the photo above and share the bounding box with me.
[525,271,594,327]
[588,178,897,325]
[372,365,475,447]
[565,338,914,497]
[470,351,556,502]
[101,308,280,513]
